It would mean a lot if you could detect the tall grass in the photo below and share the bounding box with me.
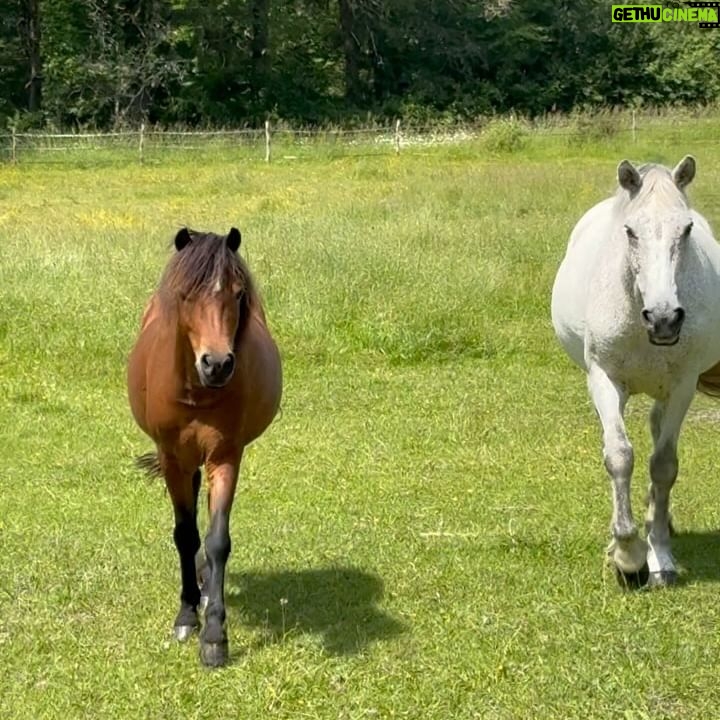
[2,119,720,718]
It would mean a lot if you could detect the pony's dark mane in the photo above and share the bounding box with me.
[159,230,254,302]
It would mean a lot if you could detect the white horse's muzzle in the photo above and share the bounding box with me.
[642,306,685,346]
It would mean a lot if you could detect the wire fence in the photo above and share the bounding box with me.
[0,123,400,164]
[1,110,719,165]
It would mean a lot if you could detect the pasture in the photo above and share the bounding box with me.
[3,122,720,718]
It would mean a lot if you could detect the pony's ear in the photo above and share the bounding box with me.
[174,228,192,251]
[617,160,642,195]
[672,155,696,190]
[227,227,241,252]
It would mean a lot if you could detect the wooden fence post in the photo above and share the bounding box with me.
[265,120,271,163]
[394,119,401,155]
[11,126,17,164]
[631,110,636,144]
[139,122,145,164]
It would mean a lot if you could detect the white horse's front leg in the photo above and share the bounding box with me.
[587,364,648,585]
[646,379,695,587]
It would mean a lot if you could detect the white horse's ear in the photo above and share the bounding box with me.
[672,155,696,190]
[618,160,642,195]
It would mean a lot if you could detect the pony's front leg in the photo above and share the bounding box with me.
[587,364,648,587]
[163,458,203,640]
[646,380,695,587]
[200,453,241,668]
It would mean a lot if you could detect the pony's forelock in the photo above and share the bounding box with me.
[159,230,252,300]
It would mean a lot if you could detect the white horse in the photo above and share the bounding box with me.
[551,155,720,587]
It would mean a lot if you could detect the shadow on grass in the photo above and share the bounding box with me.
[226,566,407,655]
[673,530,720,584]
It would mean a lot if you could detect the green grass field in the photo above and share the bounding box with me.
[3,122,720,718]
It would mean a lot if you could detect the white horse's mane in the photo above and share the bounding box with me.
[613,164,689,218]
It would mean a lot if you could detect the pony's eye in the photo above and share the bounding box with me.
[624,225,638,241]
[681,221,693,239]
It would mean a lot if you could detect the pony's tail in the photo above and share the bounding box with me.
[698,361,720,397]
[135,452,163,478]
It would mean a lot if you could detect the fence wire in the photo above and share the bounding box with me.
[1,113,718,165]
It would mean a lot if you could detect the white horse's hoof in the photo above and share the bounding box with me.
[613,562,649,590]
[608,536,648,573]
[608,535,650,589]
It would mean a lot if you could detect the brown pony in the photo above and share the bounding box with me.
[127,227,282,667]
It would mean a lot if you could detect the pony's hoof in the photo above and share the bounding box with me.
[614,562,649,590]
[174,624,198,642]
[647,570,678,588]
[200,640,229,668]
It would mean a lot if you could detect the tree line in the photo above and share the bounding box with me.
[3,0,720,130]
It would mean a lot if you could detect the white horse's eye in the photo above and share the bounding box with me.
[681,221,693,239]
[624,225,638,241]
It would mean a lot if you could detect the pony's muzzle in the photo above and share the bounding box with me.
[642,307,685,346]
[198,351,236,387]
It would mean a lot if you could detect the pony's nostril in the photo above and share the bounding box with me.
[674,307,685,325]
[199,352,234,384]
[642,309,652,324]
